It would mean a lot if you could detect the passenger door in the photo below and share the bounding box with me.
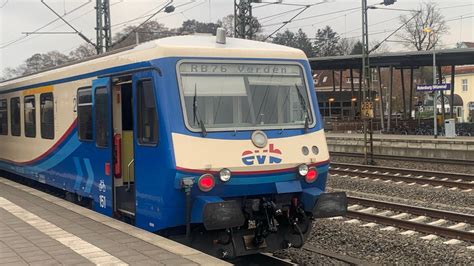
[91,77,113,216]
[132,71,160,229]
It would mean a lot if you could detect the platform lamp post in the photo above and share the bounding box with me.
[329,98,335,119]
[374,96,380,121]
[351,97,357,119]
[423,27,438,138]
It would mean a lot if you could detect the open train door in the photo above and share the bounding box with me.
[90,77,114,217]
[132,70,162,230]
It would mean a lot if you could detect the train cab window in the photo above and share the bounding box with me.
[0,99,7,135]
[40,93,54,139]
[137,79,158,145]
[24,95,36,138]
[94,87,109,147]
[77,88,93,141]
[10,97,21,136]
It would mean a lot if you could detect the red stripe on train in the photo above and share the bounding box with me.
[2,119,77,166]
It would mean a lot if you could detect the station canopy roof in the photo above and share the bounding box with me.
[309,48,474,70]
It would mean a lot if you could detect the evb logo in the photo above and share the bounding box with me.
[241,144,282,166]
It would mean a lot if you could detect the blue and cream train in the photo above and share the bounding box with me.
[0,33,347,257]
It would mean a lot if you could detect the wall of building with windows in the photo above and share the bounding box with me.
[446,67,474,122]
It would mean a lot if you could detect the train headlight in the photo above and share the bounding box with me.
[298,164,309,176]
[219,168,232,182]
[198,174,215,192]
[251,130,267,148]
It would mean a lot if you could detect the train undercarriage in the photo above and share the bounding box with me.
[172,192,347,259]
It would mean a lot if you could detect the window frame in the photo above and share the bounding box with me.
[0,99,7,136]
[462,79,468,92]
[40,92,55,140]
[175,59,317,133]
[136,78,159,147]
[94,86,110,148]
[77,87,94,142]
[24,95,36,138]
[10,97,21,136]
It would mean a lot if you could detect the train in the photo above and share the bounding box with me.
[0,30,347,258]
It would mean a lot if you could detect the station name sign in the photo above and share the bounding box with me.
[179,63,301,76]
[416,84,451,92]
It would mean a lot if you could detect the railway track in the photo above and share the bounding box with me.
[331,162,474,182]
[302,244,367,265]
[329,163,474,190]
[232,253,295,265]
[330,152,474,166]
[345,196,474,243]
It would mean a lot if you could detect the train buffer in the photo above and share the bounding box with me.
[0,176,229,266]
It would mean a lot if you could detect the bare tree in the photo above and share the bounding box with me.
[338,38,356,55]
[397,1,448,51]
[69,43,97,61]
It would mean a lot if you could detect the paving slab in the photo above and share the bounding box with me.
[0,177,229,266]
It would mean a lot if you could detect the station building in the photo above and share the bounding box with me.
[310,48,474,132]
[445,65,474,122]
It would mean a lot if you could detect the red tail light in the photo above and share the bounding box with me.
[198,174,215,192]
[305,167,318,183]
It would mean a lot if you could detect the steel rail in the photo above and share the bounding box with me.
[329,168,474,189]
[346,210,474,242]
[330,152,474,166]
[302,244,369,265]
[331,162,474,182]
[347,196,474,224]
[232,253,296,265]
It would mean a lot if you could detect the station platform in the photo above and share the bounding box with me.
[326,133,474,161]
[0,177,228,266]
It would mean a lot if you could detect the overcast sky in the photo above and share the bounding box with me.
[1,0,472,73]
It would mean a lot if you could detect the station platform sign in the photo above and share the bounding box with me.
[416,84,451,92]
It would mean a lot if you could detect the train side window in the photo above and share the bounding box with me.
[10,97,21,136]
[40,93,54,139]
[94,87,109,148]
[137,79,158,145]
[77,88,93,141]
[24,95,36,138]
[0,99,7,135]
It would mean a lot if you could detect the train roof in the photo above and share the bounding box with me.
[0,35,307,92]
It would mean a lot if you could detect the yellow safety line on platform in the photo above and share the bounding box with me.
[0,197,127,266]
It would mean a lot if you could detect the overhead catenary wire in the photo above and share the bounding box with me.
[263,6,311,41]
[261,6,360,28]
[0,0,128,50]
[284,8,360,31]
[0,0,93,48]
[111,0,202,31]
[111,0,175,48]
[258,6,306,23]
[40,0,97,49]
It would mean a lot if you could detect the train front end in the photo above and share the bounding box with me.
[172,58,347,257]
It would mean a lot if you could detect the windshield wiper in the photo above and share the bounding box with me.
[193,84,207,137]
[295,84,310,133]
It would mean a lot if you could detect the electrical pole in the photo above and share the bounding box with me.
[234,0,255,39]
[96,0,112,54]
[361,0,373,165]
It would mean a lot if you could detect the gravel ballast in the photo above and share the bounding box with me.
[277,218,473,265]
[330,156,474,175]
[327,173,474,210]
[275,155,474,264]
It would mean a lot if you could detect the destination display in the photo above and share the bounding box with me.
[179,62,301,76]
